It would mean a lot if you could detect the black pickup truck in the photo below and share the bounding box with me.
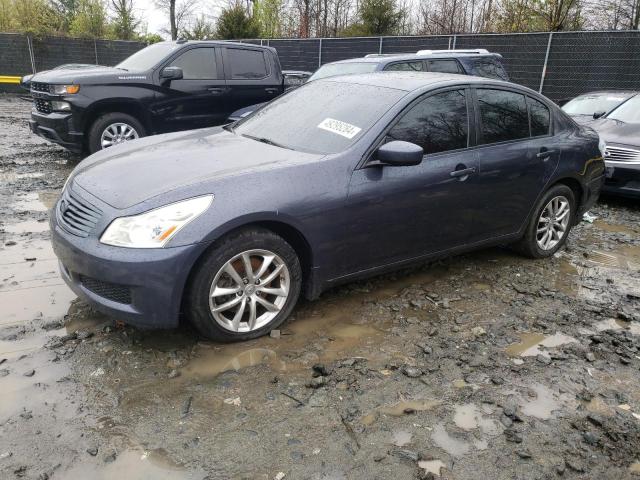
[28,40,291,154]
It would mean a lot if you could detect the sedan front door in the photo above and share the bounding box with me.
[343,88,483,274]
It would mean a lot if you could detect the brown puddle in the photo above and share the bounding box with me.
[593,219,638,236]
[505,332,577,358]
[595,318,640,336]
[453,404,500,435]
[61,448,207,480]
[181,298,393,379]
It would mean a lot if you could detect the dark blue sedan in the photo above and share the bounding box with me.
[51,72,605,341]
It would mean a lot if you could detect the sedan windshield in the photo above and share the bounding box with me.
[308,62,378,81]
[607,94,640,123]
[234,80,405,154]
[562,93,632,116]
[116,42,182,71]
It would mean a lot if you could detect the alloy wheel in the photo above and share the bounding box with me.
[209,249,291,333]
[100,122,139,149]
[536,195,571,251]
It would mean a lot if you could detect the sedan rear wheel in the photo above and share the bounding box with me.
[186,228,302,342]
[514,184,576,258]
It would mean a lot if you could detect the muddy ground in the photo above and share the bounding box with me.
[1,94,640,480]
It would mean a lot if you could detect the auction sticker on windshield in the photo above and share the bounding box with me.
[318,118,362,139]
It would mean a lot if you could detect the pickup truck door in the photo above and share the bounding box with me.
[222,47,283,114]
[154,46,229,132]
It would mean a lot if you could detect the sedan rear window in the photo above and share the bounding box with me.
[234,80,405,154]
[309,62,378,81]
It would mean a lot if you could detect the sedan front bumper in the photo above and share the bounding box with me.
[603,162,640,198]
[51,216,207,329]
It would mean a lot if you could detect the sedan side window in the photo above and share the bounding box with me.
[169,48,218,80]
[477,89,529,144]
[385,61,425,72]
[387,89,469,155]
[528,97,551,137]
[427,59,462,74]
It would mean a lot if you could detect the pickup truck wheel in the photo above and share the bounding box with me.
[186,228,302,342]
[88,112,145,154]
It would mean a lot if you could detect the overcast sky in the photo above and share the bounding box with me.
[136,1,221,38]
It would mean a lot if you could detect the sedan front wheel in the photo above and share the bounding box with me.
[186,228,302,342]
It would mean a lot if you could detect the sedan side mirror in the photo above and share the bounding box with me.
[593,110,606,119]
[375,140,424,167]
[161,66,183,81]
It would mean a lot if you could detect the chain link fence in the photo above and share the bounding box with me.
[251,31,640,102]
[1,31,638,101]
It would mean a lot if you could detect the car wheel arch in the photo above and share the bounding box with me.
[84,100,150,139]
[183,217,317,307]
[551,177,583,218]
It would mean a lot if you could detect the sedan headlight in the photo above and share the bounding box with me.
[598,138,607,158]
[100,195,213,248]
[51,84,80,95]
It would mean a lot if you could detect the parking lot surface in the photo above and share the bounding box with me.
[1,95,640,479]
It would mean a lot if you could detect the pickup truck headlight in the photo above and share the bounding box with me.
[51,101,71,111]
[52,84,80,95]
[100,195,213,248]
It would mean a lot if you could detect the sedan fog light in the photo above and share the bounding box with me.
[51,101,71,112]
[100,195,213,248]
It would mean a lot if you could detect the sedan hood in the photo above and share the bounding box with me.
[591,118,640,147]
[72,128,322,209]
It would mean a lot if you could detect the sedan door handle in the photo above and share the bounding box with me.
[536,149,557,159]
[207,87,226,95]
[265,87,279,94]
[450,167,476,178]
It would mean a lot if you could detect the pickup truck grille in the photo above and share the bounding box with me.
[605,146,640,163]
[34,98,52,114]
[31,82,50,93]
[58,188,103,237]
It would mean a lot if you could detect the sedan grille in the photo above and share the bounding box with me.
[34,98,52,114]
[80,275,132,304]
[58,188,103,237]
[31,82,50,93]
[605,146,640,163]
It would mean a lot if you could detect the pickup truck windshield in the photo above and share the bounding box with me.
[234,80,405,154]
[309,62,378,81]
[116,42,182,71]
[606,95,640,123]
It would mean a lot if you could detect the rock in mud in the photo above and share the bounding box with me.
[401,365,422,378]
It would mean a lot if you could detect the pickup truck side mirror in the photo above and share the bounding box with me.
[593,110,606,119]
[161,66,183,81]
[375,140,424,167]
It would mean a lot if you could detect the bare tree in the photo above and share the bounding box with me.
[154,0,196,39]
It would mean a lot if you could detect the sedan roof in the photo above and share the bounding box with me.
[318,71,511,92]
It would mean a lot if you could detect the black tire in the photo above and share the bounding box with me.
[185,228,302,342]
[514,184,576,259]
[87,112,146,154]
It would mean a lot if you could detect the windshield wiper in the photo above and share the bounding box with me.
[223,124,235,133]
[241,133,292,150]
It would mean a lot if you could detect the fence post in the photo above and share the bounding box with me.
[379,36,383,54]
[94,39,99,65]
[27,35,36,73]
[318,38,323,68]
[452,35,457,49]
[539,32,553,94]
